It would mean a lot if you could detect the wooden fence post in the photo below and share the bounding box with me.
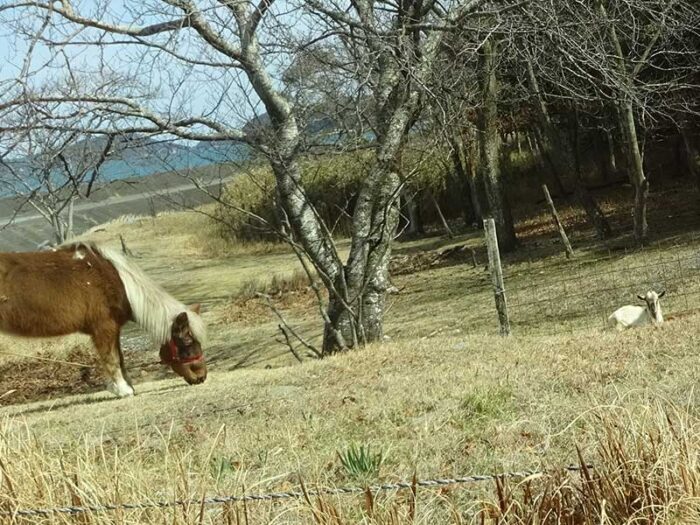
[484,218,511,336]
[542,184,574,259]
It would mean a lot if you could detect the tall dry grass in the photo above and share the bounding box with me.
[235,269,313,301]
[481,401,700,524]
[3,401,700,524]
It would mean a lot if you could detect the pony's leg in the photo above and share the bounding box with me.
[116,336,132,389]
[92,325,134,398]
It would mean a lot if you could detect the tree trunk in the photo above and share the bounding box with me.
[401,188,424,236]
[466,134,485,222]
[270,152,338,272]
[323,162,402,354]
[526,56,611,239]
[65,197,75,241]
[599,1,649,244]
[679,126,699,188]
[449,134,476,226]
[526,132,536,157]
[618,100,648,243]
[321,89,412,353]
[477,37,516,252]
[574,184,612,239]
[535,121,611,240]
[267,127,351,353]
[51,214,63,245]
[323,288,356,353]
[525,58,570,198]
[249,49,344,298]
[532,127,568,198]
[273,191,290,238]
[572,108,613,240]
[604,128,618,179]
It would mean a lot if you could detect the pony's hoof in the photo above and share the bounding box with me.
[107,381,135,398]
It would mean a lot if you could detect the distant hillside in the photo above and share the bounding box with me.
[0,135,253,197]
[0,113,350,197]
[99,138,252,181]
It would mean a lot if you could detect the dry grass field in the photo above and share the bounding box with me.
[2,183,700,523]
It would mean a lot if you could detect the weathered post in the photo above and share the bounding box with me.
[542,184,574,259]
[484,218,511,336]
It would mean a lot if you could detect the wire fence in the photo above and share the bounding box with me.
[506,248,700,334]
[0,464,589,517]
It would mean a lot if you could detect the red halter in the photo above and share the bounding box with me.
[162,339,204,365]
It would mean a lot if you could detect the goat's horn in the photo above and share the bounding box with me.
[658,291,666,298]
[637,294,645,301]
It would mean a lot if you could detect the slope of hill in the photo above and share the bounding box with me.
[1,182,700,522]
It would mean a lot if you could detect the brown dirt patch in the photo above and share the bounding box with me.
[391,243,482,276]
[220,287,323,325]
[0,346,162,406]
[0,346,103,405]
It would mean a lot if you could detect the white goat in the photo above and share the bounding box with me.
[607,290,665,330]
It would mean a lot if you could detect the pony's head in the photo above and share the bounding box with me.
[160,304,207,385]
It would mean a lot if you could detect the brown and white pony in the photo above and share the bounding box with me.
[0,242,207,397]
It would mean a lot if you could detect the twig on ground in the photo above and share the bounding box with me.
[256,293,322,358]
[277,324,303,363]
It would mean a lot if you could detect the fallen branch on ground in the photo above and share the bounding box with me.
[256,293,322,359]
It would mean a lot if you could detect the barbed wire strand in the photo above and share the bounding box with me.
[0,464,590,517]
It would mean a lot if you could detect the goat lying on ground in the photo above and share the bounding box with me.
[607,290,665,330]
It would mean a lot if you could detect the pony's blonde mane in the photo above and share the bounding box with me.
[69,242,206,346]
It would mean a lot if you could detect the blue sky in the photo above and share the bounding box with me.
[1,1,122,81]
[0,2,260,176]
[0,0,300,133]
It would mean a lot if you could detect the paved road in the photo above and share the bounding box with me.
[0,176,232,251]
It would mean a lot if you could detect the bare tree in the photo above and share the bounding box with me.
[522,49,613,240]
[425,5,523,251]
[0,102,116,244]
[295,1,494,351]
[1,0,490,353]
[476,34,517,251]
[519,0,700,244]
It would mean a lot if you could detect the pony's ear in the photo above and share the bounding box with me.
[189,303,201,315]
[173,312,189,330]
